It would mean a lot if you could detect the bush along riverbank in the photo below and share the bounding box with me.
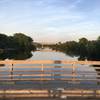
[0,33,36,60]
[0,33,36,52]
[46,36,100,61]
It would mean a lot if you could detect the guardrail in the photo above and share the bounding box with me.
[0,60,100,81]
[0,89,100,98]
[0,60,100,98]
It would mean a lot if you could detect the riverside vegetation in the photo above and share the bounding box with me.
[0,33,36,60]
[0,33,100,61]
[45,36,100,61]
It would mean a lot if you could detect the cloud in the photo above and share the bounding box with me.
[68,0,83,9]
[0,0,100,43]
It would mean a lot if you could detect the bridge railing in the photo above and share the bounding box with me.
[0,60,100,82]
[0,89,100,98]
[0,60,100,98]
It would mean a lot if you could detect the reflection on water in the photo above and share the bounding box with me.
[0,62,99,89]
[53,60,62,80]
[0,64,5,67]
[0,49,99,89]
[0,51,32,60]
[92,65,100,85]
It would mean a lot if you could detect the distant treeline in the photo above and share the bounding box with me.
[0,33,36,52]
[47,36,100,60]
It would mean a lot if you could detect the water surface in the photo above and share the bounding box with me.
[0,49,99,90]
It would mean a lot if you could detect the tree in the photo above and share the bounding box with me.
[13,33,36,51]
[97,36,100,41]
[79,38,88,44]
[0,33,36,51]
[78,38,88,56]
[0,33,9,49]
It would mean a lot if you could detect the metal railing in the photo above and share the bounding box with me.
[0,60,100,98]
[0,60,100,81]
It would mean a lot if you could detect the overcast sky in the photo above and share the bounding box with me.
[0,0,100,43]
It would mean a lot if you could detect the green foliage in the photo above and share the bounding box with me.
[48,36,100,60]
[0,33,36,52]
[78,38,88,56]
[79,38,88,44]
[97,36,100,41]
[0,33,9,49]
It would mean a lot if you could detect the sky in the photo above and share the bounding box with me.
[0,0,100,43]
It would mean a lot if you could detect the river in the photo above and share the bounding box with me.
[27,48,95,73]
[29,49,78,60]
[0,48,99,90]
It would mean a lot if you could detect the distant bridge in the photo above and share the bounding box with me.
[0,60,100,98]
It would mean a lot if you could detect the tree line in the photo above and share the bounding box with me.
[47,36,100,60]
[0,33,36,52]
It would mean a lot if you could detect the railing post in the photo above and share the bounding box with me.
[94,90,97,98]
[9,60,13,80]
[72,64,75,74]
[41,64,44,81]
[72,64,76,82]
[3,90,6,99]
[81,90,84,97]
[41,64,44,72]
[54,60,62,80]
